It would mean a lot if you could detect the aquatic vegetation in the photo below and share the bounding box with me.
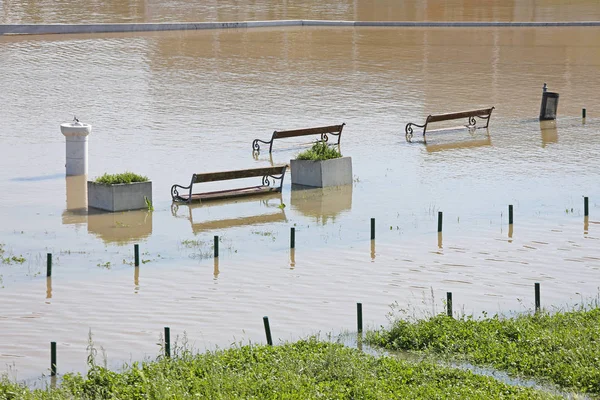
[94,172,149,185]
[180,239,207,248]
[144,196,154,211]
[0,244,26,265]
[96,261,111,269]
[251,230,277,242]
[368,307,600,394]
[0,339,555,399]
[296,141,342,161]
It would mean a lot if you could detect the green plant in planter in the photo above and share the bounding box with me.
[95,172,149,185]
[296,141,342,161]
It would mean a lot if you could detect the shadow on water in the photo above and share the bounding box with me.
[11,173,64,182]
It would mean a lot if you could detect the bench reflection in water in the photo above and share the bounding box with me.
[290,185,353,225]
[424,129,492,153]
[171,192,287,234]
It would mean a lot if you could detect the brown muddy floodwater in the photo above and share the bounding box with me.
[1,0,600,383]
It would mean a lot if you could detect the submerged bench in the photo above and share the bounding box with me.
[171,165,287,203]
[405,107,494,141]
[252,123,345,153]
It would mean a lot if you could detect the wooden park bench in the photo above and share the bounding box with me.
[252,123,345,153]
[171,165,287,203]
[405,107,494,141]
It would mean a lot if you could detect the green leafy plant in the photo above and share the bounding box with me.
[0,338,555,399]
[296,141,342,161]
[95,172,149,185]
[368,306,600,394]
[145,196,154,211]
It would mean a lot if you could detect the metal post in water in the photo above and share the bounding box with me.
[370,218,375,240]
[446,292,453,318]
[50,342,57,376]
[290,227,295,249]
[438,212,443,233]
[357,303,363,333]
[583,108,587,119]
[535,283,541,313]
[46,253,52,277]
[214,236,219,258]
[164,327,171,358]
[584,197,589,217]
[263,316,273,346]
[509,205,514,225]
[134,244,139,267]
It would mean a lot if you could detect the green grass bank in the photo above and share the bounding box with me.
[368,308,600,395]
[0,339,555,399]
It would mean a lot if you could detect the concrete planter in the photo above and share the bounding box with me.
[290,157,352,188]
[87,181,152,212]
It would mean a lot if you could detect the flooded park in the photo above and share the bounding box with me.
[1,0,599,384]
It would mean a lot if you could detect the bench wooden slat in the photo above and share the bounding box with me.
[426,108,494,123]
[274,124,345,139]
[193,165,287,183]
[171,164,287,203]
[252,123,345,153]
[178,185,280,202]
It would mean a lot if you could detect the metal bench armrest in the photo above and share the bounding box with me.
[171,182,192,202]
[252,132,276,154]
[405,122,426,142]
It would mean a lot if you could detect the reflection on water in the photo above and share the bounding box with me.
[213,257,220,280]
[425,130,492,153]
[540,120,559,147]
[290,248,296,269]
[172,193,287,234]
[45,277,52,302]
[87,209,153,245]
[61,175,87,225]
[291,185,352,225]
[134,266,140,293]
[370,239,376,261]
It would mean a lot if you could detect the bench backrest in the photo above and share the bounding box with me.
[192,165,287,184]
[426,107,494,123]
[273,124,345,140]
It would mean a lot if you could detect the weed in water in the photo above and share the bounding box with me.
[96,261,111,269]
[144,196,154,211]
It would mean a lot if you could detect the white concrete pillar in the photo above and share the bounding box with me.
[60,118,92,176]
